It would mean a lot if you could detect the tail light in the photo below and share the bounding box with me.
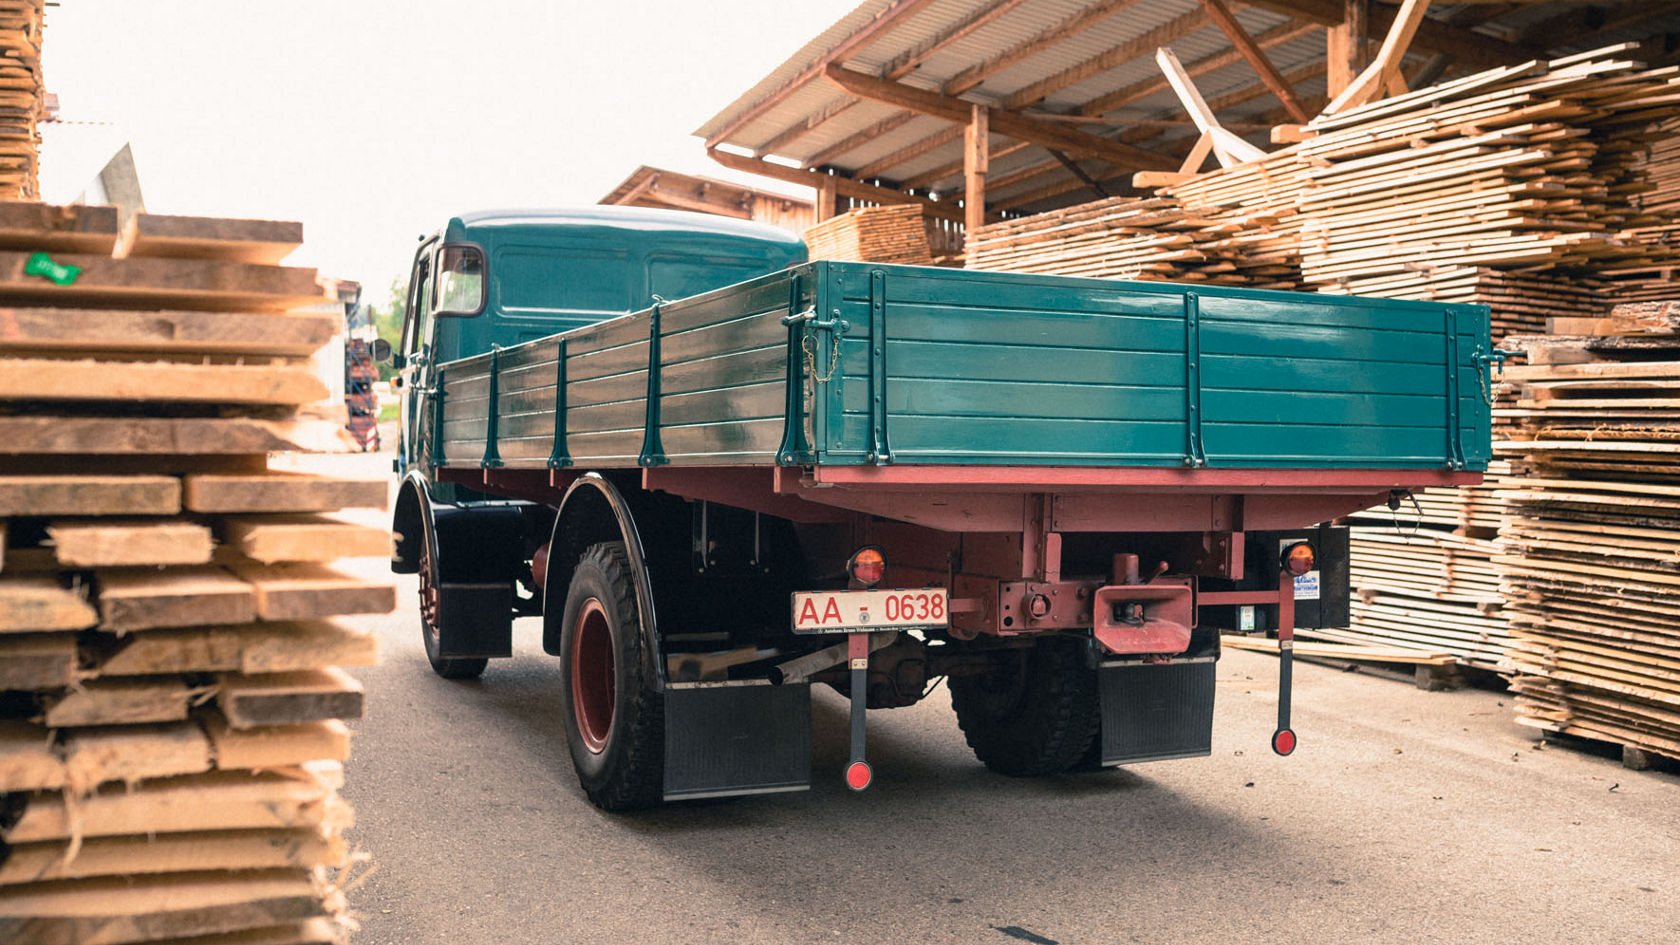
[1281,541,1315,576]
[848,546,885,587]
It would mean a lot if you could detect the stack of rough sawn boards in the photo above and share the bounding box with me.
[1495,325,1680,763]
[0,201,392,944]
[802,204,933,266]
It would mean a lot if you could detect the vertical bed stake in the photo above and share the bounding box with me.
[548,340,571,468]
[1184,291,1206,468]
[640,299,669,466]
[776,272,815,465]
[482,346,503,469]
[429,363,448,469]
[866,269,891,464]
[1444,308,1464,470]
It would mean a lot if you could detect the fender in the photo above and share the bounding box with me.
[543,473,665,690]
[390,472,434,574]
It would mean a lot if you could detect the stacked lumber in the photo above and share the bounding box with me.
[963,151,1309,290]
[0,201,389,943]
[0,1,42,199]
[1297,47,1680,339]
[803,204,932,265]
[1494,325,1680,761]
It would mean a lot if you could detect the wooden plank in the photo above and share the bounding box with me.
[0,357,328,405]
[0,633,76,689]
[0,251,327,313]
[184,473,387,514]
[0,719,62,792]
[115,213,302,264]
[220,515,392,563]
[0,473,180,516]
[94,619,378,677]
[0,829,345,885]
[227,562,394,621]
[42,677,196,727]
[0,575,97,632]
[60,722,214,793]
[0,416,341,455]
[1221,633,1457,665]
[48,519,213,567]
[217,667,364,729]
[0,306,336,357]
[203,714,351,770]
[3,769,348,843]
[96,567,257,632]
[0,869,326,945]
[0,201,119,254]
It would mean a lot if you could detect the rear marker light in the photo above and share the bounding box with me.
[845,760,873,791]
[848,546,886,588]
[1281,542,1315,577]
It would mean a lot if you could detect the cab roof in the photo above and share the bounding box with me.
[448,205,803,249]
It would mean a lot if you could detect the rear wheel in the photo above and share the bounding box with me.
[419,540,489,680]
[559,541,664,811]
[949,637,1100,776]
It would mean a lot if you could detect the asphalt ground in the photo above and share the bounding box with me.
[312,451,1680,945]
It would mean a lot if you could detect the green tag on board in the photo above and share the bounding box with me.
[24,251,81,286]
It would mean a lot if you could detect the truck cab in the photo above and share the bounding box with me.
[395,206,805,479]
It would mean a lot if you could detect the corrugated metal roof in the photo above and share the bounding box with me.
[695,0,1680,218]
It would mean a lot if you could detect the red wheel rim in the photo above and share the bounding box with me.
[418,546,440,638]
[570,598,615,754]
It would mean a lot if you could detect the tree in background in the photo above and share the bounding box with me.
[366,279,406,382]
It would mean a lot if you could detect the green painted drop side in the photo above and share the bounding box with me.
[433,260,1492,473]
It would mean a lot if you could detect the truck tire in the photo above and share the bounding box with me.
[558,541,664,811]
[418,542,489,680]
[949,637,1100,777]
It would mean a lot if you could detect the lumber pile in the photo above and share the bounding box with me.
[1494,322,1680,762]
[0,1,42,199]
[963,151,1308,290]
[0,201,388,943]
[1297,46,1680,338]
[803,204,932,265]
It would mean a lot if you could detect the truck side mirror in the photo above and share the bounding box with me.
[372,338,394,363]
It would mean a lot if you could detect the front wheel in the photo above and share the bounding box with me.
[949,637,1100,776]
[419,540,488,680]
[558,541,664,811]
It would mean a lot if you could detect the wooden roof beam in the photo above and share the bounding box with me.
[943,0,1151,96]
[705,148,970,224]
[1076,19,1318,116]
[824,64,1179,170]
[901,141,1030,191]
[1002,6,1212,110]
[1196,0,1311,122]
[855,126,964,180]
[803,111,922,170]
[1241,0,1541,69]
[1325,0,1434,114]
[703,0,945,148]
[771,0,1035,162]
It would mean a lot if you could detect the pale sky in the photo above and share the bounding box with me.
[40,1,856,300]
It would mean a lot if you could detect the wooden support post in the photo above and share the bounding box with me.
[964,104,989,235]
[1326,0,1369,99]
[1325,0,1433,115]
[816,176,840,223]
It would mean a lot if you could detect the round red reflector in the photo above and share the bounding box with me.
[1281,542,1315,577]
[845,760,873,791]
[1273,729,1296,756]
[848,547,886,587]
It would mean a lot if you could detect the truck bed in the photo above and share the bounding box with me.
[430,261,1492,474]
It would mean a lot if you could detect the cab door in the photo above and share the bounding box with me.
[397,239,438,475]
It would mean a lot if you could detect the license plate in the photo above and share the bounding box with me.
[791,588,949,634]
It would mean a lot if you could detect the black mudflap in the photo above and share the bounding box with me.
[436,583,514,659]
[662,682,811,801]
[1098,658,1217,766]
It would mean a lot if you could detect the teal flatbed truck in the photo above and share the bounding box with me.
[390,205,1494,810]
